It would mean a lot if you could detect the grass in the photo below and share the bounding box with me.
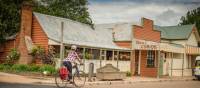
[0,64,56,76]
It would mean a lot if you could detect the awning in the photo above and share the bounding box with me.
[160,43,184,53]
[48,39,131,50]
[186,45,200,55]
[133,38,185,53]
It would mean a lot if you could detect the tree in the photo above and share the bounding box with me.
[0,0,25,44]
[179,7,200,33]
[33,0,93,26]
[0,0,93,44]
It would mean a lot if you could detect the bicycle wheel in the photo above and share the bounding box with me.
[73,71,86,88]
[55,71,67,88]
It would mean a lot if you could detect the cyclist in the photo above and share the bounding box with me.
[63,45,82,83]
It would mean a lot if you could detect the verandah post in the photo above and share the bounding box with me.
[117,50,119,68]
[138,50,141,75]
[171,52,173,77]
[157,50,160,79]
[59,22,64,67]
[100,49,102,67]
[112,50,115,61]
[83,47,86,71]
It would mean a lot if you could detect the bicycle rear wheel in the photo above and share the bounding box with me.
[55,71,67,88]
[73,71,86,88]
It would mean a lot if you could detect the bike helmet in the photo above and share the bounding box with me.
[71,45,77,50]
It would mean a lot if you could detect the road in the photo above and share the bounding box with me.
[0,81,199,88]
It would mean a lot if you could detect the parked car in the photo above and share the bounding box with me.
[194,56,200,80]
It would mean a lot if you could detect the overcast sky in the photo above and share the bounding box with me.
[88,0,200,26]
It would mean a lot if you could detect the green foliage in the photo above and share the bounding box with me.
[28,64,40,72]
[0,64,13,71]
[11,64,29,72]
[0,0,31,44]
[0,64,56,75]
[11,64,41,72]
[39,64,56,74]
[85,52,92,60]
[6,48,20,64]
[33,0,93,27]
[126,71,132,77]
[0,0,93,44]
[179,7,200,33]
[30,46,45,57]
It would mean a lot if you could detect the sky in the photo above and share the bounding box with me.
[88,0,200,26]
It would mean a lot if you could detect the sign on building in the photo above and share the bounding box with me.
[132,38,160,50]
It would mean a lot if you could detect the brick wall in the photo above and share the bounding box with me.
[32,16,49,53]
[0,40,16,63]
[134,18,160,42]
[133,18,160,77]
[140,50,157,77]
[114,41,132,49]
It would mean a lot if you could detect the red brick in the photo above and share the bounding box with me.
[115,41,132,48]
[133,18,160,42]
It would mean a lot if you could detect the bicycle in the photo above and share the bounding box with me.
[55,63,86,88]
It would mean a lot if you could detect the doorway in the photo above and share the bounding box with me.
[134,50,140,75]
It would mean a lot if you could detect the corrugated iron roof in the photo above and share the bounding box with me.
[33,12,129,50]
[113,23,133,41]
[154,25,194,40]
[95,22,136,41]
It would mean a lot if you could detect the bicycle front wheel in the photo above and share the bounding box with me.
[73,71,86,88]
[55,71,67,88]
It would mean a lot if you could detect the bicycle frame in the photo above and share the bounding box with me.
[72,64,82,76]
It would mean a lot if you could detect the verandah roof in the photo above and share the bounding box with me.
[33,12,130,50]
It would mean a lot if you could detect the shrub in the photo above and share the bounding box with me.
[6,48,20,64]
[0,64,13,71]
[11,64,29,72]
[31,46,45,58]
[126,71,132,77]
[85,53,92,60]
[39,64,56,74]
[29,64,40,72]
[0,64,56,75]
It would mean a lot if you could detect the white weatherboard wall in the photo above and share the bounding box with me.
[167,56,193,76]
[83,60,130,73]
[187,32,198,46]
[166,53,183,76]
[55,59,130,73]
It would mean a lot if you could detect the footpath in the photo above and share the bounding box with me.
[0,72,195,86]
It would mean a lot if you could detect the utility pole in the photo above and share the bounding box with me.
[60,22,64,67]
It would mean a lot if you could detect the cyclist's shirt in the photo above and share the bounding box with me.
[64,51,78,62]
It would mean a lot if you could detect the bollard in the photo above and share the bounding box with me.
[88,63,94,82]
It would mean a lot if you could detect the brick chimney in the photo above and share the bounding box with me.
[18,2,33,64]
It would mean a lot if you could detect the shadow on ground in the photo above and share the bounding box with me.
[0,82,75,88]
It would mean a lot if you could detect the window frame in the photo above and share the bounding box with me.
[146,50,156,68]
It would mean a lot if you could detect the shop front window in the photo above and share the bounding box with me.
[147,50,155,67]
[119,52,131,61]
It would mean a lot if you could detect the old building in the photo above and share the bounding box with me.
[0,3,199,78]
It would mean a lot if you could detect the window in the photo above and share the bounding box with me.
[119,52,131,61]
[147,50,155,67]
